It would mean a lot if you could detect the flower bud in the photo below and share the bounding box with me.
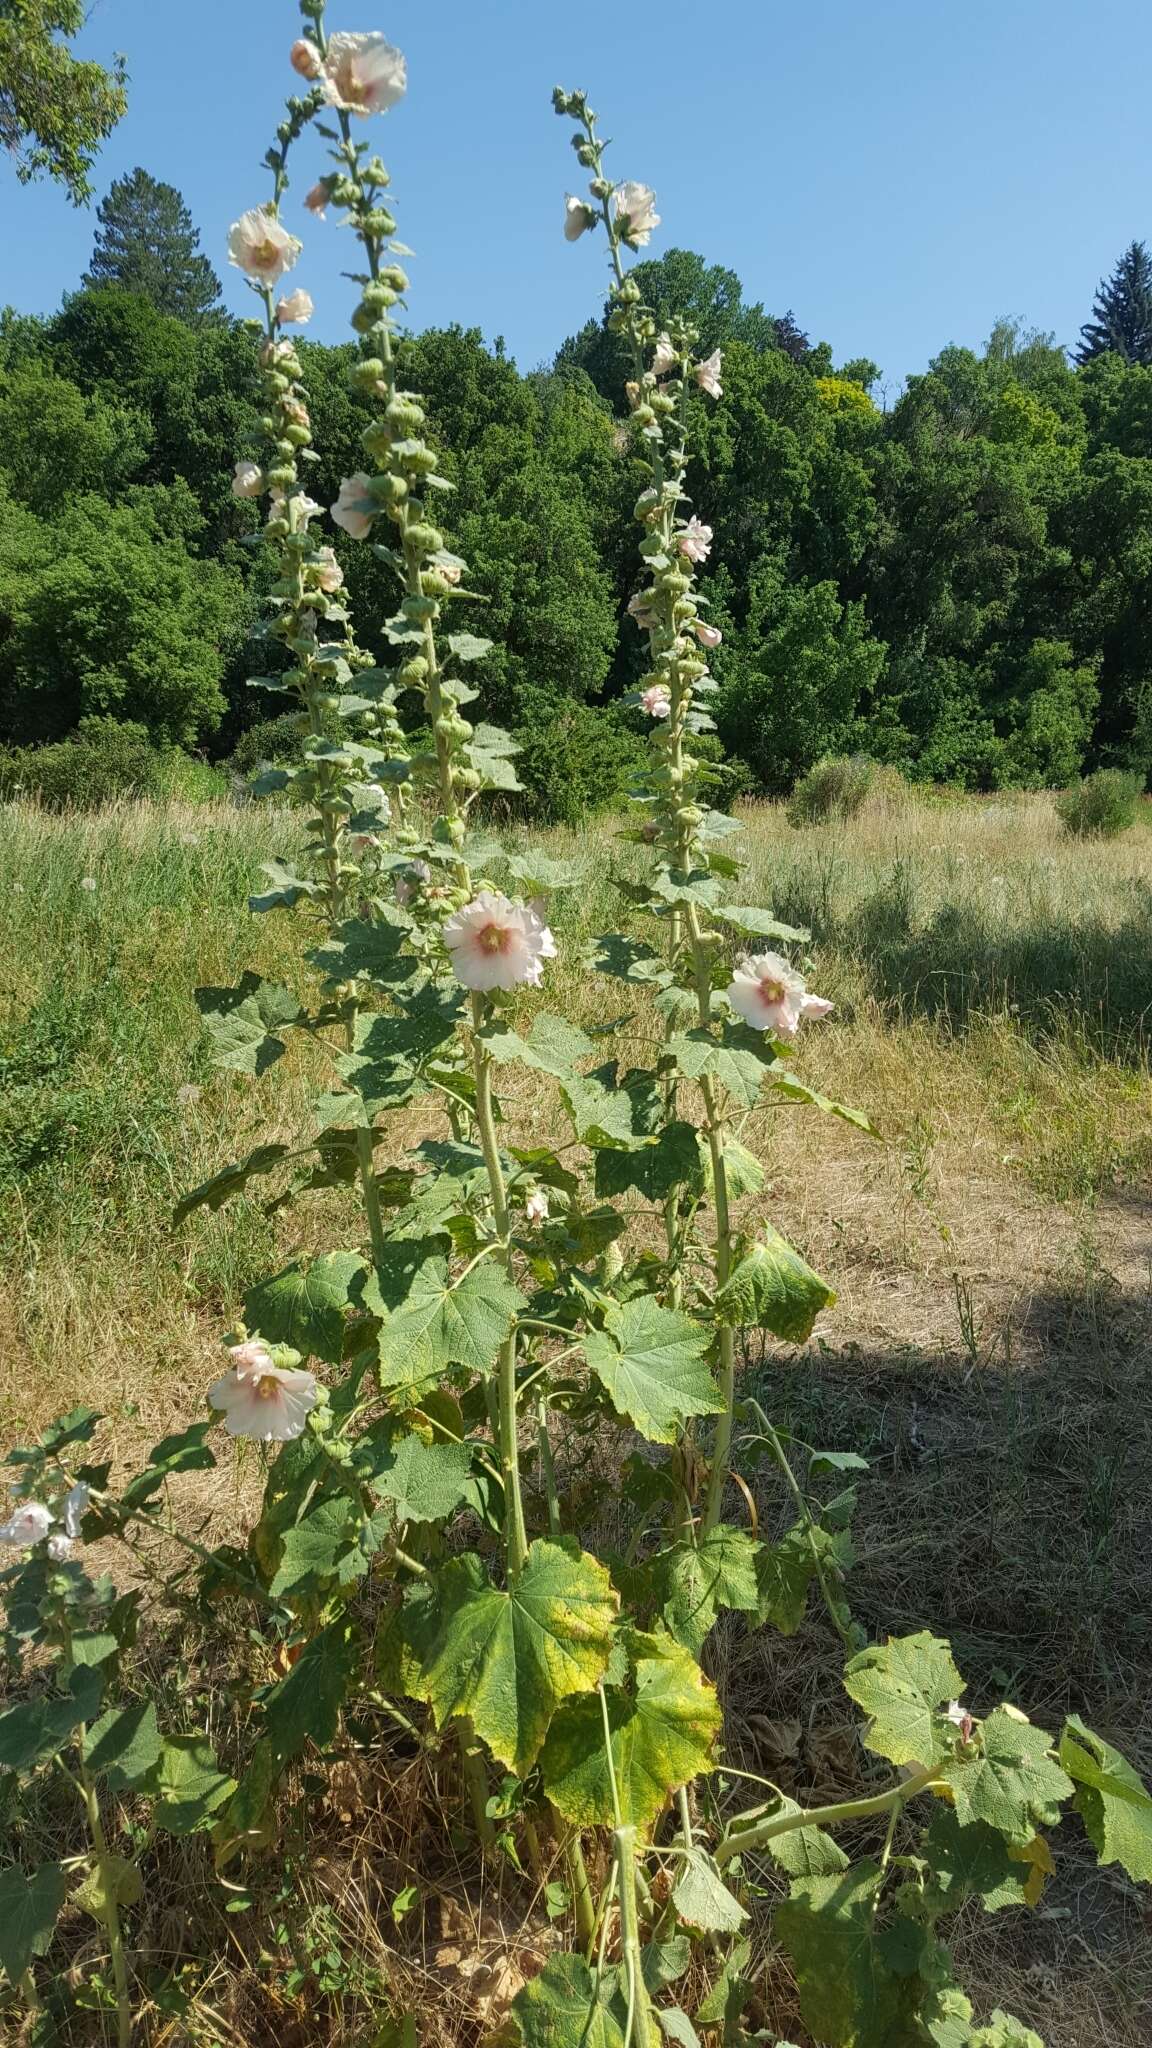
[351,357,386,390]
[290,37,324,79]
[402,594,439,623]
[387,397,425,433]
[398,656,428,684]
[379,265,410,293]
[407,522,443,555]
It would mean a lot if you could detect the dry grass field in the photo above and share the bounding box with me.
[1,784,1150,2045]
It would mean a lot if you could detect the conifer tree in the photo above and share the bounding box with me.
[1077,240,1152,366]
[82,168,223,326]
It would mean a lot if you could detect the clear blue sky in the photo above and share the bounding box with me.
[4,0,1151,395]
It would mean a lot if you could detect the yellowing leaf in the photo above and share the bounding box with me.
[540,1629,721,1828]
[714,1227,835,1344]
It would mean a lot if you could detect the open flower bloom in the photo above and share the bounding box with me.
[330,473,378,539]
[209,1348,318,1442]
[47,1533,73,1562]
[0,1501,54,1547]
[627,590,657,632]
[304,180,331,219]
[727,951,834,1039]
[652,333,678,376]
[694,620,723,649]
[323,31,407,115]
[564,194,596,241]
[696,349,724,398]
[232,459,264,500]
[227,207,302,287]
[677,516,713,564]
[525,1188,550,1224]
[312,545,344,592]
[290,36,323,79]
[63,1482,90,1538]
[276,287,314,325]
[614,181,660,245]
[640,685,671,719]
[443,892,556,992]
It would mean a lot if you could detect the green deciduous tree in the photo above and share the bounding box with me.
[0,0,127,204]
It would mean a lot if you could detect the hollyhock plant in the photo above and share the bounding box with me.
[696,348,723,397]
[227,206,302,285]
[443,893,556,992]
[312,545,344,591]
[652,332,678,375]
[330,472,378,539]
[208,1349,319,1442]
[0,1501,54,1546]
[613,179,659,244]
[727,951,834,1038]
[677,515,713,564]
[322,30,407,114]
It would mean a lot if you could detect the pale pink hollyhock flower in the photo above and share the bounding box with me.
[652,333,678,376]
[209,1345,318,1443]
[232,459,264,500]
[640,685,671,719]
[394,858,431,906]
[330,474,377,540]
[276,287,314,326]
[525,1188,550,1224]
[677,516,713,565]
[627,590,657,632]
[260,336,297,369]
[727,952,833,1039]
[227,207,302,287]
[437,561,463,586]
[614,181,660,245]
[63,1482,90,1538]
[443,893,556,993]
[289,493,323,527]
[290,37,324,79]
[47,1534,74,1562]
[695,349,723,398]
[694,621,723,650]
[304,181,331,220]
[0,1501,54,1547]
[313,546,344,593]
[564,195,596,241]
[944,1700,975,1740]
[323,31,407,115]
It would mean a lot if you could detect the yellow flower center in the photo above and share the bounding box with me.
[255,1374,281,1400]
[478,922,508,954]
[759,978,786,1003]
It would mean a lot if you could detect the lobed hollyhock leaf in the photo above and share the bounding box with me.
[669,1025,773,1111]
[943,1708,1073,1846]
[540,1628,722,1827]
[244,1251,366,1365]
[482,1011,595,1078]
[83,1702,164,1788]
[560,1068,649,1150]
[0,1861,67,1982]
[446,631,493,662]
[152,1737,235,1835]
[195,975,304,1075]
[1058,1715,1152,1880]
[263,1617,359,1765]
[510,1952,627,2046]
[671,1845,748,1932]
[759,1798,850,1878]
[844,1631,964,1768]
[507,852,587,894]
[714,1228,835,1344]
[0,1665,103,1772]
[768,1069,878,1135]
[267,1496,376,1598]
[366,1432,475,1527]
[416,1539,617,1773]
[755,1522,836,1635]
[173,1144,293,1224]
[592,932,672,986]
[310,916,416,991]
[250,861,320,915]
[655,1525,760,1657]
[775,1862,937,2046]
[581,1298,723,1444]
[595,1119,700,1201]
[713,905,810,943]
[367,1247,525,1390]
[918,1811,1033,1913]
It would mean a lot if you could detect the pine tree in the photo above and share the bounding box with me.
[1076,240,1152,367]
[82,168,223,326]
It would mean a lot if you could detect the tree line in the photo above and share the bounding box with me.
[2,169,1152,817]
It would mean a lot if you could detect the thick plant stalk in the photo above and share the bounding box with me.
[79,1744,132,2048]
[715,1762,940,1868]
[598,1683,655,2047]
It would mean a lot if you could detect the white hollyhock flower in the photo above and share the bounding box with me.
[312,546,344,592]
[677,516,713,564]
[696,349,723,398]
[627,590,658,633]
[323,31,407,115]
[209,1348,318,1443]
[727,952,834,1039]
[63,1483,90,1538]
[227,207,302,287]
[0,1501,54,1547]
[276,288,314,325]
[614,181,660,245]
[231,459,264,500]
[47,1534,74,1562]
[330,473,378,540]
[694,621,723,649]
[652,333,678,376]
[443,892,556,993]
[394,858,431,906]
[290,37,324,79]
[564,195,596,241]
[640,685,671,719]
[525,1188,550,1224]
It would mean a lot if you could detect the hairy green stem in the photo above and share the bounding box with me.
[78,1740,132,2047]
[471,992,528,1578]
[715,1763,940,1868]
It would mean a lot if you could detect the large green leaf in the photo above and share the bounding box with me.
[655,1525,760,1657]
[244,1251,366,1365]
[560,1069,647,1149]
[0,1666,102,1773]
[714,1228,835,1344]
[417,1541,617,1773]
[310,916,416,991]
[366,1248,525,1391]
[0,1861,66,1982]
[173,1143,292,1224]
[152,1736,235,1835]
[263,1616,359,1765]
[594,1120,701,1201]
[366,1433,475,1527]
[767,1070,877,1136]
[1058,1716,1152,1880]
[510,1953,627,2047]
[671,1846,748,1932]
[669,1025,772,1111]
[919,1811,1032,1913]
[482,1012,595,1079]
[774,1862,929,2047]
[713,905,809,943]
[760,1797,851,1878]
[581,1299,723,1444]
[540,1629,721,1827]
[267,1496,376,1599]
[943,1708,1073,1846]
[843,1632,964,1768]
[83,1702,164,1788]
[754,1521,852,1636]
[195,975,303,1075]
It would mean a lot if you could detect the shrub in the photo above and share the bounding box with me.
[0,716,164,809]
[1056,767,1143,837]
[788,751,877,825]
[227,710,313,781]
[510,697,646,824]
